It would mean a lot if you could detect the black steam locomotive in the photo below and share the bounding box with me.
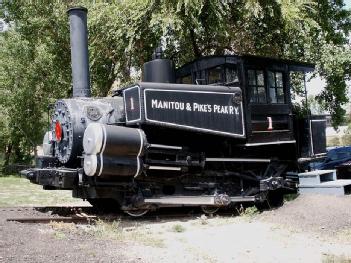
[22,7,326,216]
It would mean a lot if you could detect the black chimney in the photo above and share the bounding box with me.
[67,7,91,97]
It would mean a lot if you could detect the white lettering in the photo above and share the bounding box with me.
[130,97,134,110]
[150,99,239,115]
[151,99,185,110]
[214,105,219,113]
[192,103,213,113]
[213,105,240,115]
[151,99,158,108]
[234,107,239,115]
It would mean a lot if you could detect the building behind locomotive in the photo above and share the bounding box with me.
[21,7,326,215]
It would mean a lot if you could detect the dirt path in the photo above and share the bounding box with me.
[259,194,351,234]
[1,195,351,263]
[126,209,351,263]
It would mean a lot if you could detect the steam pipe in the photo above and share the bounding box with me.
[67,7,91,97]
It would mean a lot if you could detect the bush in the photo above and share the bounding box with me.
[327,136,341,147]
[341,135,351,146]
[1,164,32,176]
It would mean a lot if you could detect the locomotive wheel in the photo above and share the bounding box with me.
[201,206,220,215]
[255,190,284,211]
[87,198,120,213]
[124,209,149,217]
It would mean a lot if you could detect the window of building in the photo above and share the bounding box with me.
[268,71,284,103]
[248,69,266,103]
[208,66,223,84]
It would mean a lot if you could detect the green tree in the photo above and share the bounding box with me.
[0,0,350,165]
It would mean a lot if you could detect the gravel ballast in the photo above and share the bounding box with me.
[1,194,351,262]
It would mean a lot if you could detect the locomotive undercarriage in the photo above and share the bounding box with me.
[24,146,296,216]
[22,116,298,216]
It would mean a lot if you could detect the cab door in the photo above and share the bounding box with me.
[245,66,294,145]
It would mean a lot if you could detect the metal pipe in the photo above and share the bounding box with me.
[67,7,91,97]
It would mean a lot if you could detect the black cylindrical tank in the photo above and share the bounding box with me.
[142,47,175,83]
[83,123,147,177]
[67,7,91,97]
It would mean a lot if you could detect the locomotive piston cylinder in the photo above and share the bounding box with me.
[83,123,146,177]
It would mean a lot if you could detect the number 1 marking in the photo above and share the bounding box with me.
[130,97,134,110]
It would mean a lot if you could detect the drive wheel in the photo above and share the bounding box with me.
[255,190,284,211]
[267,190,284,208]
[201,206,220,215]
[87,198,120,213]
[124,209,149,217]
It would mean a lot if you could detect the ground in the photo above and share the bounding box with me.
[1,177,351,263]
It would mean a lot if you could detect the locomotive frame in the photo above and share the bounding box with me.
[22,7,326,216]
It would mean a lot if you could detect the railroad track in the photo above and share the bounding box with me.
[7,216,97,224]
[0,206,92,212]
[3,206,97,224]
[3,206,239,224]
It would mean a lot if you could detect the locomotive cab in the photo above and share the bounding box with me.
[176,55,321,150]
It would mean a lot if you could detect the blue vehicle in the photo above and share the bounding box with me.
[313,146,351,170]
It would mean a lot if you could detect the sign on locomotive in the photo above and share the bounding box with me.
[22,7,326,216]
[124,84,245,137]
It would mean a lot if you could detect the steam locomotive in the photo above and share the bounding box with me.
[22,7,326,216]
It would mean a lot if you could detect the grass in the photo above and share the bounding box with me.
[171,224,186,233]
[283,193,299,202]
[240,206,259,218]
[336,228,351,242]
[49,222,75,240]
[90,219,122,239]
[81,219,164,247]
[322,254,351,263]
[0,176,82,207]
[53,231,66,240]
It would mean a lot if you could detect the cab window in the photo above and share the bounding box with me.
[248,69,266,103]
[225,66,239,84]
[208,66,222,84]
[268,71,284,103]
[195,70,206,84]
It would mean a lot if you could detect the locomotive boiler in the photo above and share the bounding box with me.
[22,7,326,216]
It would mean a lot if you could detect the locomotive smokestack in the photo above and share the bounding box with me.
[67,7,91,97]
